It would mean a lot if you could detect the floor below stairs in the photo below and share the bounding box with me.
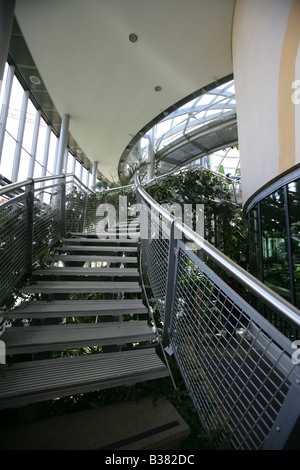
[0,224,169,411]
[0,397,190,450]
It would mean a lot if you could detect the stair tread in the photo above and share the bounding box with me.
[20,281,142,294]
[32,267,139,277]
[62,238,138,244]
[5,299,147,319]
[0,349,169,409]
[54,246,138,252]
[3,321,155,353]
[45,255,137,263]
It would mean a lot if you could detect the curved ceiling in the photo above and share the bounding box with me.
[14,0,235,183]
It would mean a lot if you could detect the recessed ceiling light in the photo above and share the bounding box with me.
[154,86,162,92]
[29,75,41,85]
[129,33,138,43]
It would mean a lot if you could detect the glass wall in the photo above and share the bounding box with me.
[248,176,300,310]
[0,62,90,186]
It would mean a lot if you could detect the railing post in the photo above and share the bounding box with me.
[27,181,34,272]
[162,219,179,347]
[61,178,66,238]
[79,192,88,233]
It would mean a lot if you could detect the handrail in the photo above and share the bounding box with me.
[145,162,240,188]
[135,173,300,331]
[0,173,93,196]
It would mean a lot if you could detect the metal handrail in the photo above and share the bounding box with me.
[135,173,300,330]
[0,173,92,196]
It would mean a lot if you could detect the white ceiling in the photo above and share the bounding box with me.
[15,0,235,182]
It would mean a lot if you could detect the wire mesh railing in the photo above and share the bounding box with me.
[135,174,300,450]
[0,173,90,306]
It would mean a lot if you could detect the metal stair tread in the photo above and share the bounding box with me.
[53,246,138,252]
[3,321,155,354]
[32,267,139,277]
[0,349,169,409]
[45,255,138,263]
[2,299,148,319]
[62,238,139,244]
[20,281,142,294]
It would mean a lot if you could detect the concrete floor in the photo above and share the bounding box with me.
[0,397,190,450]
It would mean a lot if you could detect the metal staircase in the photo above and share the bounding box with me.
[1,171,300,449]
[0,223,169,410]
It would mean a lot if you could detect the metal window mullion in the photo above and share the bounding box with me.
[85,168,90,188]
[78,161,83,182]
[0,63,14,164]
[27,108,41,178]
[11,89,29,182]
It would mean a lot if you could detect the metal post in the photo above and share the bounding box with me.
[11,89,29,182]
[79,192,88,233]
[28,109,41,178]
[92,161,98,187]
[26,181,34,272]
[0,63,14,165]
[55,114,70,175]
[162,219,179,347]
[60,179,66,238]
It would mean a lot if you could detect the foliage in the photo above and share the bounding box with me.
[147,168,248,268]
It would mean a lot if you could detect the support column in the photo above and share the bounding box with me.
[28,109,41,178]
[55,114,70,175]
[0,0,15,86]
[92,161,98,187]
[63,148,69,174]
[11,89,29,182]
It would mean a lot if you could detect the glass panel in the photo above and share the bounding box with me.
[35,118,48,168]
[287,178,300,308]
[0,132,16,180]
[18,148,30,182]
[260,187,291,302]
[22,99,37,154]
[6,76,24,139]
[47,131,58,176]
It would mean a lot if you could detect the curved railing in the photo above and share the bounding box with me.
[135,173,300,450]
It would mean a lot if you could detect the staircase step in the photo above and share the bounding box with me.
[20,281,142,294]
[3,321,155,354]
[3,299,147,320]
[32,267,139,277]
[45,255,138,263]
[62,238,138,244]
[69,229,139,237]
[53,246,138,252]
[0,349,169,409]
